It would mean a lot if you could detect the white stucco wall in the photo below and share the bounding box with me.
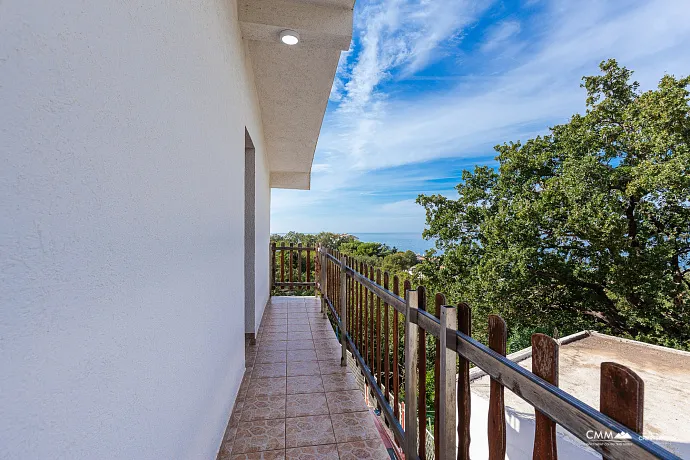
[255,146,272,333]
[0,0,268,458]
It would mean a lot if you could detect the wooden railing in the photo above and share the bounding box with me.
[314,246,680,460]
[271,243,316,290]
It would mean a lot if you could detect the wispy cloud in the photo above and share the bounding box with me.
[481,20,521,52]
[272,0,690,233]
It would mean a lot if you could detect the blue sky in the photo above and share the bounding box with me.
[271,0,690,234]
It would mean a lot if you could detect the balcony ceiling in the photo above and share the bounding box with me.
[239,0,354,190]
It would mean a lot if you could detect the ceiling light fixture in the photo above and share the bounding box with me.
[280,29,300,45]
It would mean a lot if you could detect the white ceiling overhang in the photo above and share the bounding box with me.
[239,0,354,190]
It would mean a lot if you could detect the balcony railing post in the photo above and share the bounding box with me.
[320,247,327,317]
[340,256,347,366]
[439,304,458,460]
[404,288,420,460]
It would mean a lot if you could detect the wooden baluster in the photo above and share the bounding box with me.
[376,269,382,391]
[369,266,375,372]
[363,263,369,368]
[434,293,446,460]
[320,248,327,317]
[488,315,507,460]
[404,287,421,460]
[297,243,302,286]
[358,262,364,352]
[383,271,390,403]
[280,245,285,288]
[439,302,457,460]
[418,286,427,460]
[350,257,355,338]
[393,276,401,421]
[340,256,347,366]
[306,247,311,284]
[271,242,276,291]
[457,302,472,460]
[289,242,294,286]
[532,333,559,460]
[600,362,644,460]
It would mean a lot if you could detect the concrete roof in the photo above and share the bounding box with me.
[239,0,354,190]
[470,332,690,457]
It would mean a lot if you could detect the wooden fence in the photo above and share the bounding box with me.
[271,243,316,290]
[314,246,679,460]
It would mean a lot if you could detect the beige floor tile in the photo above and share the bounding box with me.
[325,390,368,414]
[320,373,359,392]
[231,449,285,460]
[285,444,339,460]
[261,332,288,342]
[246,377,287,397]
[285,415,336,448]
[315,347,341,362]
[255,350,288,364]
[287,349,317,362]
[337,440,390,460]
[253,363,287,379]
[286,392,329,417]
[258,341,288,351]
[232,419,286,454]
[287,360,321,377]
[330,411,380,443]
[288,331,313,341]
[286,375,324,394]
[286,340,315,351]
[241,395,286,421]
[318,360,350,375]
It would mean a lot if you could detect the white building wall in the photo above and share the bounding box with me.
[255,146,272,333]
[0,0,268,458]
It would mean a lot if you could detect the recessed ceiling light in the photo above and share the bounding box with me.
[280,30,300,46]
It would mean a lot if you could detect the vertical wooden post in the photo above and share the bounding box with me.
[350,257,355,338]
[393,275,400,420]
[488,315,507,460]
[532,333,559,460]
[358,262,364,351]
[457,303,472,460]
[363,264,369,367]
[439,303,458,460]
[271,242,276,291]
[306,248,311,284]
[320,248,327,317]
[404,287,420,460]
[418,287,427,460]
[340,257,347,366]
[434,294,445,460]
[297,242,302,285]
[369,266,375,372]
[600,362,644,460]
[289,242,294,286]
[383,271,390,403]
[280,245,285,288]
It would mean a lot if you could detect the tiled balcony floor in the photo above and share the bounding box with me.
[218,296,391,460]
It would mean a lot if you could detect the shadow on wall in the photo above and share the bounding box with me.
[467,393,690,459]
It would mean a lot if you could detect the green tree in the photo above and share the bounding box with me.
[382,250,420,273]
[339,241,396,259]
[417,60,690,350]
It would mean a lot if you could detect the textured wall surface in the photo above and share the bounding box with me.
[0,0,269,458]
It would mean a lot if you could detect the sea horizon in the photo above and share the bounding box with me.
[275,231,438,255]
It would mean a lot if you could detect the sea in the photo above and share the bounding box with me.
[349,232,437,255]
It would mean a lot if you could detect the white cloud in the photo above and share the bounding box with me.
[273,0,690,233]
[481,20,521,52]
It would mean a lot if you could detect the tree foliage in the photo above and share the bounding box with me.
[417,60,690,350]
